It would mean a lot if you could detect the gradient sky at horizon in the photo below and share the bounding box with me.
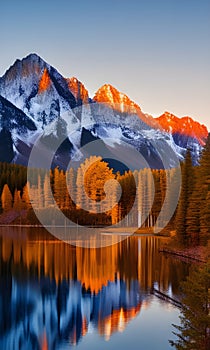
[1,0,210,129]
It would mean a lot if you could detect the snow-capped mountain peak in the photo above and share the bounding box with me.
[156,112,208,146]
[0,53,78,127]
[93,84,158,129]
[66,77,89,104]
[93,84,140,114]
[0,53,208,168]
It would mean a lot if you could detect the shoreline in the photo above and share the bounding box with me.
[159,247,207,263]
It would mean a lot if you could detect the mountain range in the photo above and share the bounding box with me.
[0,53,208,170]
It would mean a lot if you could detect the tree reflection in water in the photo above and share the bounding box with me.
[0,227,190,349]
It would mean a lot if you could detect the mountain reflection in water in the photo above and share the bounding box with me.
[0,227,189,349]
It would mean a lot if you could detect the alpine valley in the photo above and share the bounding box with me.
[0,53,208,170]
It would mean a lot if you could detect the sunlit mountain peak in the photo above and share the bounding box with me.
[156,112,208,146]
[66,76,89,103]
[93,83,141,114]
[38,68,51,93]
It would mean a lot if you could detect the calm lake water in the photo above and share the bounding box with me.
[0,227,191,350]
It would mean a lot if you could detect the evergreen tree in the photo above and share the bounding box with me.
[13,189,22,211]
[53,168,66,209]
[185,172,201,245]
[170,262,210,350]
[37,175,44,209]
[65,168,76,210]
[186,134,210,245]
[151,170,162,228]
[43,173,53,208]
[22,182,32,209]
[29,185,40,209]
[176,150,194,246]
[198,134,210,239]
[200,190,210,238]
[137,170,144,227]
[117,170,135,225]
[76,165,87,210]
[163,167,181,229]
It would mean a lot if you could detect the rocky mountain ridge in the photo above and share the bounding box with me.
[0,53,208,168]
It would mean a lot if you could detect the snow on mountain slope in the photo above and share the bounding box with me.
[92,86,206,163]
[0,95,36,134]
[0,95,37,163]
[155,112,208,163]
[93,84,157,128]
[78,121,183,169]
[0,53,208,169]
[0,53,79,127]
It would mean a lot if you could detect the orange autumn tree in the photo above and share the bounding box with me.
[83,156,115,214]
[1,184,13,212]
[22,182,32,209]
[13,189,22,211]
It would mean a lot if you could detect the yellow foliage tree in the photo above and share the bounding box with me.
[84,158,115,213]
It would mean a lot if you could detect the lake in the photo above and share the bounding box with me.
[0,227,191,350]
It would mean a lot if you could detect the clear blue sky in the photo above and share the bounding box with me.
[1,0,210,129]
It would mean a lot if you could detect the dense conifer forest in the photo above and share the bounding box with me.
[0,134,209,247]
